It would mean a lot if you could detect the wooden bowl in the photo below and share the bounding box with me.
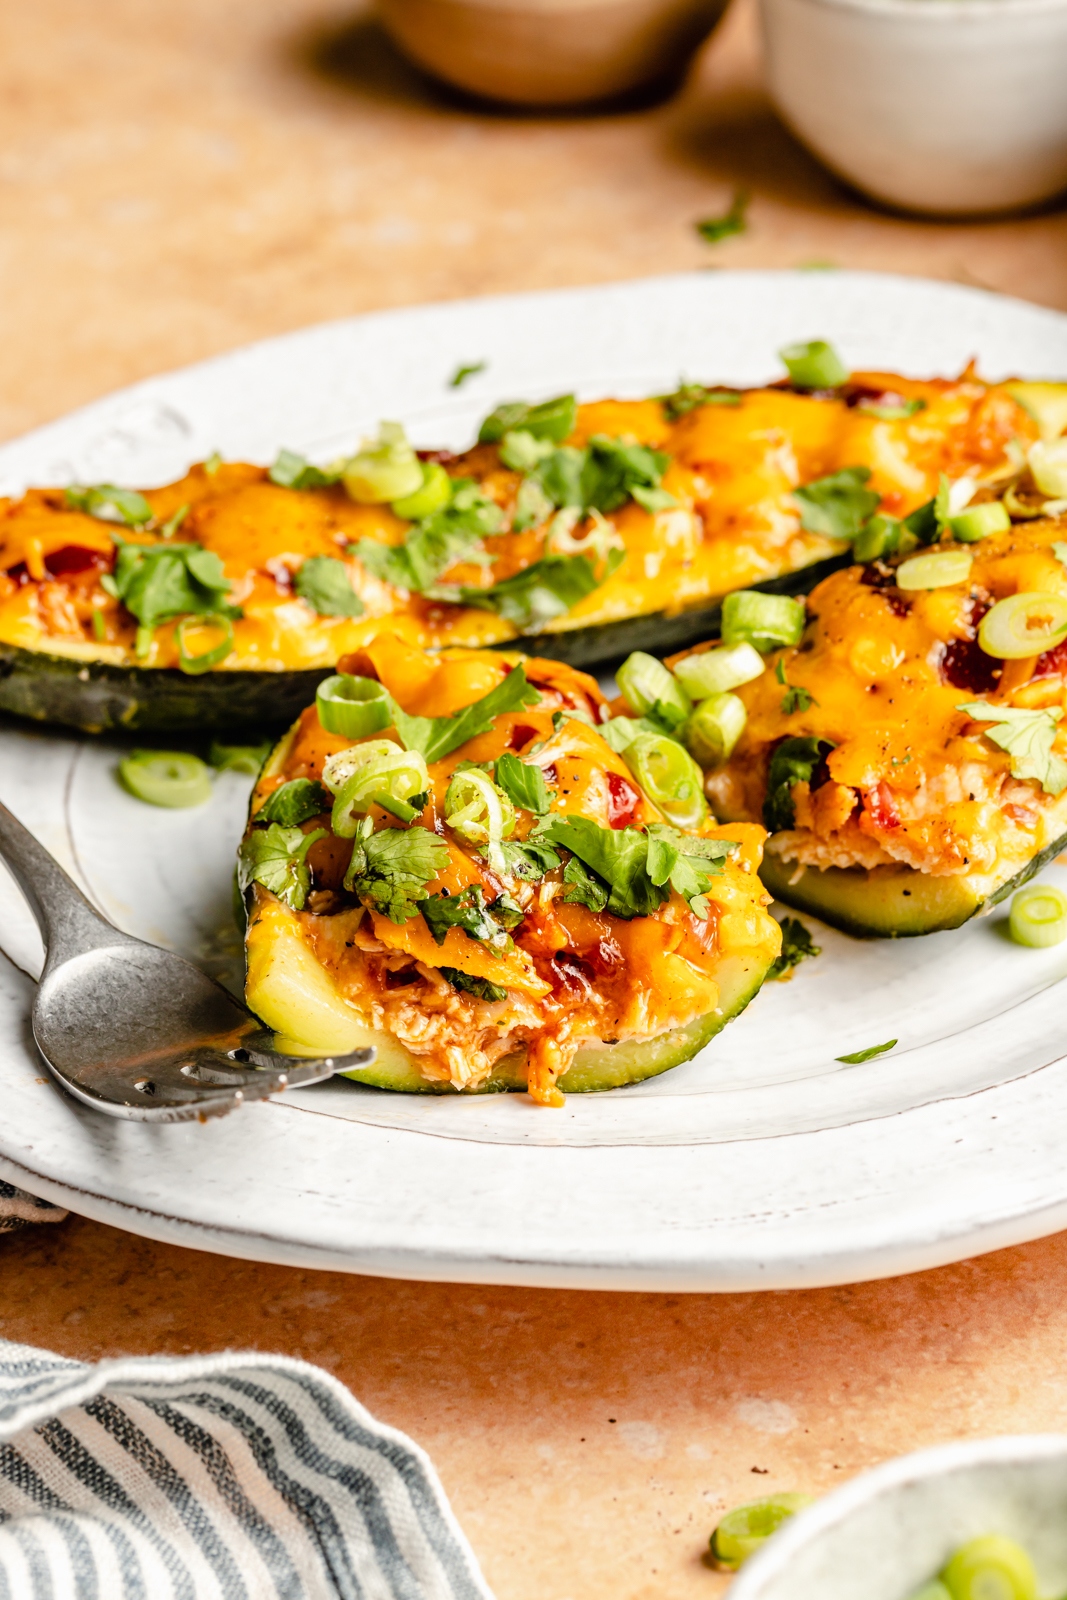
[378,0,729,107]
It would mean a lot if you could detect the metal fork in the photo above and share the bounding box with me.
[0,797,373,1121]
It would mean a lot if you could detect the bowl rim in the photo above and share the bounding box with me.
[765,0,1067,22]
[730,1433,1067,1599]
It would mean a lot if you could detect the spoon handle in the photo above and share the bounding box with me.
[0,798,121,966]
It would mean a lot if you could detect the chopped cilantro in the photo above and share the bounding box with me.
[238,823,325,911]
[101,539,239,658]
[390,664,541,764]
[268,450,342,491]
[354,477,501,594]
[344,824,450,922]
[543,816,735,921]
[418,884,519,948]
[294,555,364,617]
[769,916,821,981]
[255,777,330,826]
[836,1038,897,1064]
[460,549,623,633]
[763,737,835,832]
[775,659,817,715]
[494,752,553,813]
[695,189,749,244]
[958,701,1067,795]
[793,467,881,543]
[902,497,940,545]
[65,483,153,528]
[657,383,742,422]
[439,966,507,1001]
[479,394,576,446]
[561,855,610,913]
[492,839,562,880]
[857,397,927,420]
[449,361,486,389]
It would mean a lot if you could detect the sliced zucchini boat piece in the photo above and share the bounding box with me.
[239,634,781,1103]
[0,365,1038,731]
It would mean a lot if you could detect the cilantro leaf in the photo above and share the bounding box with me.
[449,361,486,389]
[238,824,325,910]
[769,916,821,981]
[902,497,940,545]
[65,483,152,527]
[657,383,742,422]
[837,1038,897,1064]
[958,701,1067,795]
[857,397,926,420]
[492,839,562,880]
[354,477,502,594]
[439,966,507,1001]
[345,825,450,923]
[294,555,364,617]
[390,664,541,764]
[695,189,749,244]
[495,752,553,814]
[479,395,577,445]
[418,885,519,948]
[255,778,330,826]
[268,450,342,490]
[460,549,622,633]
[763,737,835,832]
[793,467,881,542]
[561,855,610,913]
[102,539,238,655]
[540,816,665,919]
[775,662,818,715]
[644,823,738,919]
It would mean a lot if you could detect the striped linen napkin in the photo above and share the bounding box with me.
[0,1338,494,1600]
[0,1180,67,1232]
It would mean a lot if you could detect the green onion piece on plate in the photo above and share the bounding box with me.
[322,740,430,834]
[940,1535,1038,1600]
[621,733,705,828]
[673,642,764,699]
[1029,439,1067,498]
[779,340,849,390]
[721,591,806,653]
[316,674,393,738]
[709,1494,815,1570]
[1008,883,1067,948]
[616,651,692,729]
[977,591,1067,659]
[176,613,235,675]
[895,550,973,591]
[685,692,747,768]
[948,500,1011,543]
[391,461,452,521]
[118,750,213,809]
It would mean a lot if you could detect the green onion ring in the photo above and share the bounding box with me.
[616,651,692,728]
[684,692,747,770]
[721,591,806,653]
[779,339,849,390]
[176,613,235,675]
[977,591,1067,659]
[709,1494,815,1571]
[895,550,973,591]
[118,749,213,809]
[673,642,764,699]
[940,1534,1038,1600]
[948,500,1010,543]
[316,674,393,737]
[1008,883,1067,948]
[322,740,429,836]
[622,733,706,828]
[444,768,515,846]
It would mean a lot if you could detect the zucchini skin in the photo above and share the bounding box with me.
[760,830,1067,938]
[0,642,331,734]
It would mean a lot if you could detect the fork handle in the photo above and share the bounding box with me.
[0,798,122,967]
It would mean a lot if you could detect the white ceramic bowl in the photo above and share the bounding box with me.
[731,1435,1067,1600]
[760,0,1067,216]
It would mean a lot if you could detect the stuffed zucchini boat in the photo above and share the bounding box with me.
[636,422,1067,936]
[238,632,780,1103]
[0,348,1048,732]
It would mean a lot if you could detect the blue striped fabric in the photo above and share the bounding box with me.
[0,1340,495,1600]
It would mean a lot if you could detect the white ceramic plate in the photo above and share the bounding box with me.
[3,270,1067,1291]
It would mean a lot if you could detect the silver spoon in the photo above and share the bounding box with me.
[0,797,373,1121]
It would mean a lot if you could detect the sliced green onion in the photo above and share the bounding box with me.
[684,692,747,769]
[1028,438,1067,498]
[622,733,706,828]
[1008,883,1067,948]
[176,613,235,674]
[940,1535,1037,1600]
[322,740,430,836]
[721,591,806,653]
[209,740,272,774]
[616,652,692,729]
[444,768,516,847]
[118,750,212,809]
[948,500,1010,543]
[709,1494,815,1570]
[673,642,764,699]
[91,607,106,641]
[316,674,392,738]
[391,461,452,520]
[779,340,849,390]
[895,550,973,591]
[343,421,424,505]
[977,591,1067,659]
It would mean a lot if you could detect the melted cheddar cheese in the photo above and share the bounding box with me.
[0,373,1034,669]
[243,637,779,1102]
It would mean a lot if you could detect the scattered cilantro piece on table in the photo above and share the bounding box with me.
[836,1038,897,1064]
[449,361,486,389]
[695,189,749,244]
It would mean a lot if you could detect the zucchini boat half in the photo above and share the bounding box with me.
[238,634,781,1102]
[1,363,1047,732]
[656,470,1067,936]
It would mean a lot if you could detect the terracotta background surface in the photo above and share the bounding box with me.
[2,0,1067,1595]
